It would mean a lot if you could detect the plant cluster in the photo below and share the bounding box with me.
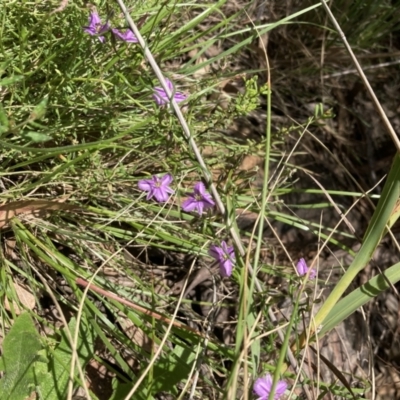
[1,1,399,399]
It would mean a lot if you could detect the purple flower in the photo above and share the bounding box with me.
[181,182,215,215]
[209,241,235,277]
[296,258,316,279]
[253,373,287,400]
[83,12,110,43]
[112,28,138,43]
[138,174,174,203]
[153,78,187,106]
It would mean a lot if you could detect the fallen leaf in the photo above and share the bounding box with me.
[5,281,36,314]
[0,199,81,229]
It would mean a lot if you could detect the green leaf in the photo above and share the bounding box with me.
[150,343,195,394]
[37,317,95,400]
[109,379,152,400]
[0,75,23,86]
[0,104,9,135]
[319,261,400,337]
[22,131,52,143]
[29,97,48,121]
[308,153,400,341]
[0,313,43,400]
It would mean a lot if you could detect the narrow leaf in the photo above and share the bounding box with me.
[29,97,48,121]
[0,75,23,86]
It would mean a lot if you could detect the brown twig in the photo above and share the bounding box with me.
[75,277,204,337]
[49,0,69,14]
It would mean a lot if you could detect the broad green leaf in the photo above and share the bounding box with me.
[0,313,43,400]
[150,343,196,394]
[37,317,95,400]
[319,261,400,337]
[302,153,400,345]
[110,379,153,400]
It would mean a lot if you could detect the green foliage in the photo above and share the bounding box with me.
[308,149,400,341]
[1,0,400,398]
[35,317,96,400]
[234,77,268,116]
[320,261,400,337]
[0,313,95,400]
[331,0,400,46]
[149,343,196,394]
[0,313,43,400]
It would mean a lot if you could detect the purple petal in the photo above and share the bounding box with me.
[153,88,168,105]
[209,245,224,261]
[220,259,233,277]
[253,375,271,399]
[146,190,155,200]
[296,258,307,275]
[123,29,138,42]
[88,11,101,27]
[153,188,169,202]
[253,374,287,400]
[173,92,187,102]
[275,381,288,397]
[196,201,204,215]
[83,26,96,35]
[309,268,316,279]
[165,186,175,195]
[138,179,154,192]
[98,22,110,35]
[202,195,215,206]
[220,241,229,254]
[160,173,173,186]
[112,28,138,43]
[164,78,174,92]
[296,258,316,279]
[221,240,235,261]
[112,28,124,40]
[182,198,198,212]
[194,181,206,195]
[152,79,186,106]
[203,202,214,211]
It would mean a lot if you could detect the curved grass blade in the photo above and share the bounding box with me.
[298,153,400,347]
[319,260,400,337]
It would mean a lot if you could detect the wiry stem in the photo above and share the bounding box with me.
[114,0,300,395]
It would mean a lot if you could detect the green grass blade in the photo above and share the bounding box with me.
[319,261,400,337]
[307,153,400,341]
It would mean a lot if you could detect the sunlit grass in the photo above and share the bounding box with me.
[0,0,399,399]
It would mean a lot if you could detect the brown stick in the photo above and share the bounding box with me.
[75,277,204,337]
